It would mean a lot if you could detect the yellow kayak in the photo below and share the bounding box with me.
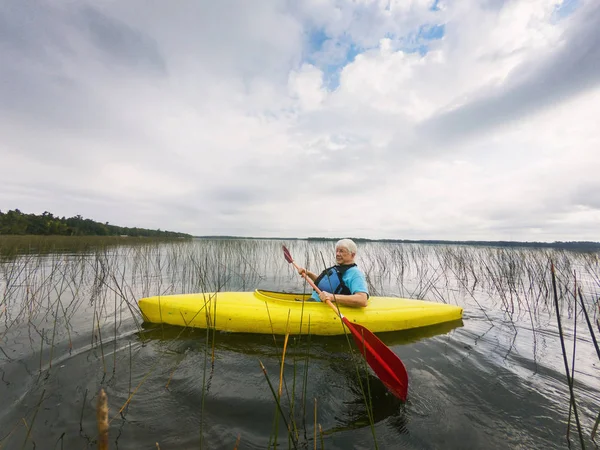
[137,290,463,336]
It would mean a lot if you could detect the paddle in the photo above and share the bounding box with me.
[282,245,409,402]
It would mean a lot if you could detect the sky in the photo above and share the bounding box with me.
[1,0,599,241]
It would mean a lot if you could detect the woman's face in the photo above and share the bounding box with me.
[335,246,355,265]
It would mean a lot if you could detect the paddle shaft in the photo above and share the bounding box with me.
[290,261,374,357]
[290,261,377,356]
[288,260,345,316]
[283,245,409,401]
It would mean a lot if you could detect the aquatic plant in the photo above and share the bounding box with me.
[0,237,598,448]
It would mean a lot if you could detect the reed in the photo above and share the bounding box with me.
[19,389,45,450]
[577,287,600,443]
[110,361,160,424]
[566,273,579,440]
[551,262,585,449]
[264,306,288,449]
[319,424,324,449]
[1,237,599,448]
[259,360,299,450]
[0,235,188,259]
[278,316,291,398]
[199,309,211,450]
[577,288,600,361]
[301,317,312,432]
[96,389,109,450]
[314,398,317,450]
[79,388,88,433]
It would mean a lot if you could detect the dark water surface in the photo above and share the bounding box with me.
[0,238,598,449]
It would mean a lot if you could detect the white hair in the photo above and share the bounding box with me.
[336,238,357,254]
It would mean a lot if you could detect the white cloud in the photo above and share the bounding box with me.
[289,64,326,111]
[1,0,599,240]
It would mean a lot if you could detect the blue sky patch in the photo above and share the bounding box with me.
[320,43,363,90]
[307,28,328,53]
[304,28,365,91]
[403,44,430,57]
[399,23,445,55]
[418,24,445,41]
[303,21,445,90]
[552,0,581,21]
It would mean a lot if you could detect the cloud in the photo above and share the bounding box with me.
[288,64,326,110]
[78,6,167,74]
[1,0,598,241]
[417,0,600,143]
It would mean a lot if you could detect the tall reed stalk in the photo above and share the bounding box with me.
[551,262,585,449]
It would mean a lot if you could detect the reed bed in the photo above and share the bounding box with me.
[0,236,598,448]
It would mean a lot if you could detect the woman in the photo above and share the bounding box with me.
[296,238,369,307]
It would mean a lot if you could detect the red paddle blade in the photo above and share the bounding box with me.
[282,245,293,263]
[343,318,409,401]
[281,243,408,400]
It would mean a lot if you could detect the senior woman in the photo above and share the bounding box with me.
[296,238,369,307]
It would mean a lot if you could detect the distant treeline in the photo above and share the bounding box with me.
[196,235,600,252]
[0,209,192,238]
[307,237,600,251]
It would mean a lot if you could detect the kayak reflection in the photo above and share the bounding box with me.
[136,319,463,354]
[313,320,463,436]
[323,360,408,436]
[134,319,462,439]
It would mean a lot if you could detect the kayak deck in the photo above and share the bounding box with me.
[138,290,463,336]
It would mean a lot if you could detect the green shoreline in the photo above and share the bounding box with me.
[2,209,597,252]
[0,209,192,238]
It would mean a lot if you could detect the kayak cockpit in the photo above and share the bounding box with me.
[254,289,314,303]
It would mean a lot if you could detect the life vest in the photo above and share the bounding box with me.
[314,264,357,295]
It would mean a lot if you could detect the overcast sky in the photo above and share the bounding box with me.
[1,0,599,241]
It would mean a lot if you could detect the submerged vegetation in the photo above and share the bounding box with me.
[0,235,191,259]
[0,238,598,448]
[0,209,192,238]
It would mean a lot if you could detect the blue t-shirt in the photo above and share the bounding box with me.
[310,266,369,302]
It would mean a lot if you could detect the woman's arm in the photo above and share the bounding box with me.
[297,267,318,282]
[318,291,368,308]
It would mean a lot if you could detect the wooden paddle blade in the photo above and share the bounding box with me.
[282,245,293,263]
[344,318,409,401]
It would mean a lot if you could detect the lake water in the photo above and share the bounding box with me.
[0,238,598,449]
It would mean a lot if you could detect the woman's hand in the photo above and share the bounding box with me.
[319,291,334,303]
[297,267,317,282]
